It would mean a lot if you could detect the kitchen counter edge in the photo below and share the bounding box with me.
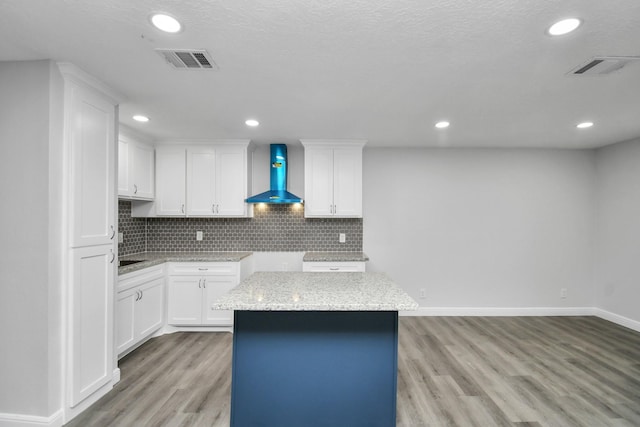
[303,252,369,262]
[118,251,253,275]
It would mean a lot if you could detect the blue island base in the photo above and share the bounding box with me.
[230,310,399,427]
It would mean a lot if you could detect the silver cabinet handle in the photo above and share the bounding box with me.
[134,184,138,194]
[198,268,208,271]
[135,290,140,301]
[181,204,185,214]
[139,290,143,301]
[329,267,339,271]
[216,204,219,214]
[110,250,115,263]
[212,204,215,213]
[110,225,115,239]
[198,278,202,289]
[202,278,206,288]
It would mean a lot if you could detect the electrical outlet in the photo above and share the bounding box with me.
[196,231,203,241]
[419,288,426,299]
[560,288,567,299]
[339,233,346,243]
[118,232,123,244]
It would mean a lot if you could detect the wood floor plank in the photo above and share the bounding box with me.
[65,316,640,427]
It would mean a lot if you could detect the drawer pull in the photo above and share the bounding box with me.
[198,268,208,271]
[329,267,339,271]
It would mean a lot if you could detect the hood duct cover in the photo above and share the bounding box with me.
[246,144,303,204]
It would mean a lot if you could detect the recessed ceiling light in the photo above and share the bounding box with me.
[548,18,581,36]
[150,13,182,33]
[245,119,260,127]
[576,121,594,129]
[133,115,150,122]
[435,121,450,129]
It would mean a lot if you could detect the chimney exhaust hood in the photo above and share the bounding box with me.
[246,144,303,204]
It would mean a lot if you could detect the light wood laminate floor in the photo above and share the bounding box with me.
[66,316,640,426]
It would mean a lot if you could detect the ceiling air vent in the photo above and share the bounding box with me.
[155,49,218,70]
[569,56,640,75]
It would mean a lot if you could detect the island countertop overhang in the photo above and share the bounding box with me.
[212,271,419,311]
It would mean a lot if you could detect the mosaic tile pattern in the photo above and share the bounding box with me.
[142,204,363,252]
[118,200,147,256]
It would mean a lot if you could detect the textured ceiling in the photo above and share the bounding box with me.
[1,0,639,148]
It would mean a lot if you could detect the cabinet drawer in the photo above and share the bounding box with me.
[302,262,366,272]
[118,264,164,292]
[167,262,238,276]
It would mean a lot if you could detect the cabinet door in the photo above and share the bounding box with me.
[115,288,136,355]
[68,83,116,247]
[304,148,334,217]
[333,147,362,217]
[156,148,186,216]
[118,138,130,197]
[131,142,155,200]
[69,245,115,407]
[135,278,164,338]
[202,276,235,326]
[167,276,202,325]
[187,147,216,216]
[216,146,247,216]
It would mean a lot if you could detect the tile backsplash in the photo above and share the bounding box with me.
[118,201,147,256]
[118,202,363,253]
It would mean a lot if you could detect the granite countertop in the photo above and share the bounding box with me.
[303,252,370,262]
[212,271,418,311]
[118,251,253,275]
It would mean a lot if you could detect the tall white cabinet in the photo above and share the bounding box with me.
[59,63,120,420]
[301,140,366,218]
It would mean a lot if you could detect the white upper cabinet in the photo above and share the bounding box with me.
[215,145,248,216]
[301,140,365,218]
[148,141,251,218]
[118,135,155,200]
[187,147,216,216]
[67,81,116,247]
[155,147,187,216]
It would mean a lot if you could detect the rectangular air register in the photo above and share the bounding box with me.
[569,56,640,75]
[155,49,218,70]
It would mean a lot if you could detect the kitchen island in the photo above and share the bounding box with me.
[212,272,418,427]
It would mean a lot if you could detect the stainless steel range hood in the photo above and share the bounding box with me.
[246,144,303,204]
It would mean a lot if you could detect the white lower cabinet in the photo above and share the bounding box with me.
[167,263,238,326]
[302,262,366,272]
[116,265,164,357]
[69,244,115,407]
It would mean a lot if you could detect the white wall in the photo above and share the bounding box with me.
[0,60,55,417]
[594,138,640,325]
[363,148,596,311]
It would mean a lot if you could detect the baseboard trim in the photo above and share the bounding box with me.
[0,409,63,427]
[593,308,640,333]
[399,306,640,333]
[162,324,233,334]
[400,307,596,317]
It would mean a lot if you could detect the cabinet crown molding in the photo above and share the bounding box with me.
[155,139,252,147]
[300,139,367,148]
[57,62,124,104]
